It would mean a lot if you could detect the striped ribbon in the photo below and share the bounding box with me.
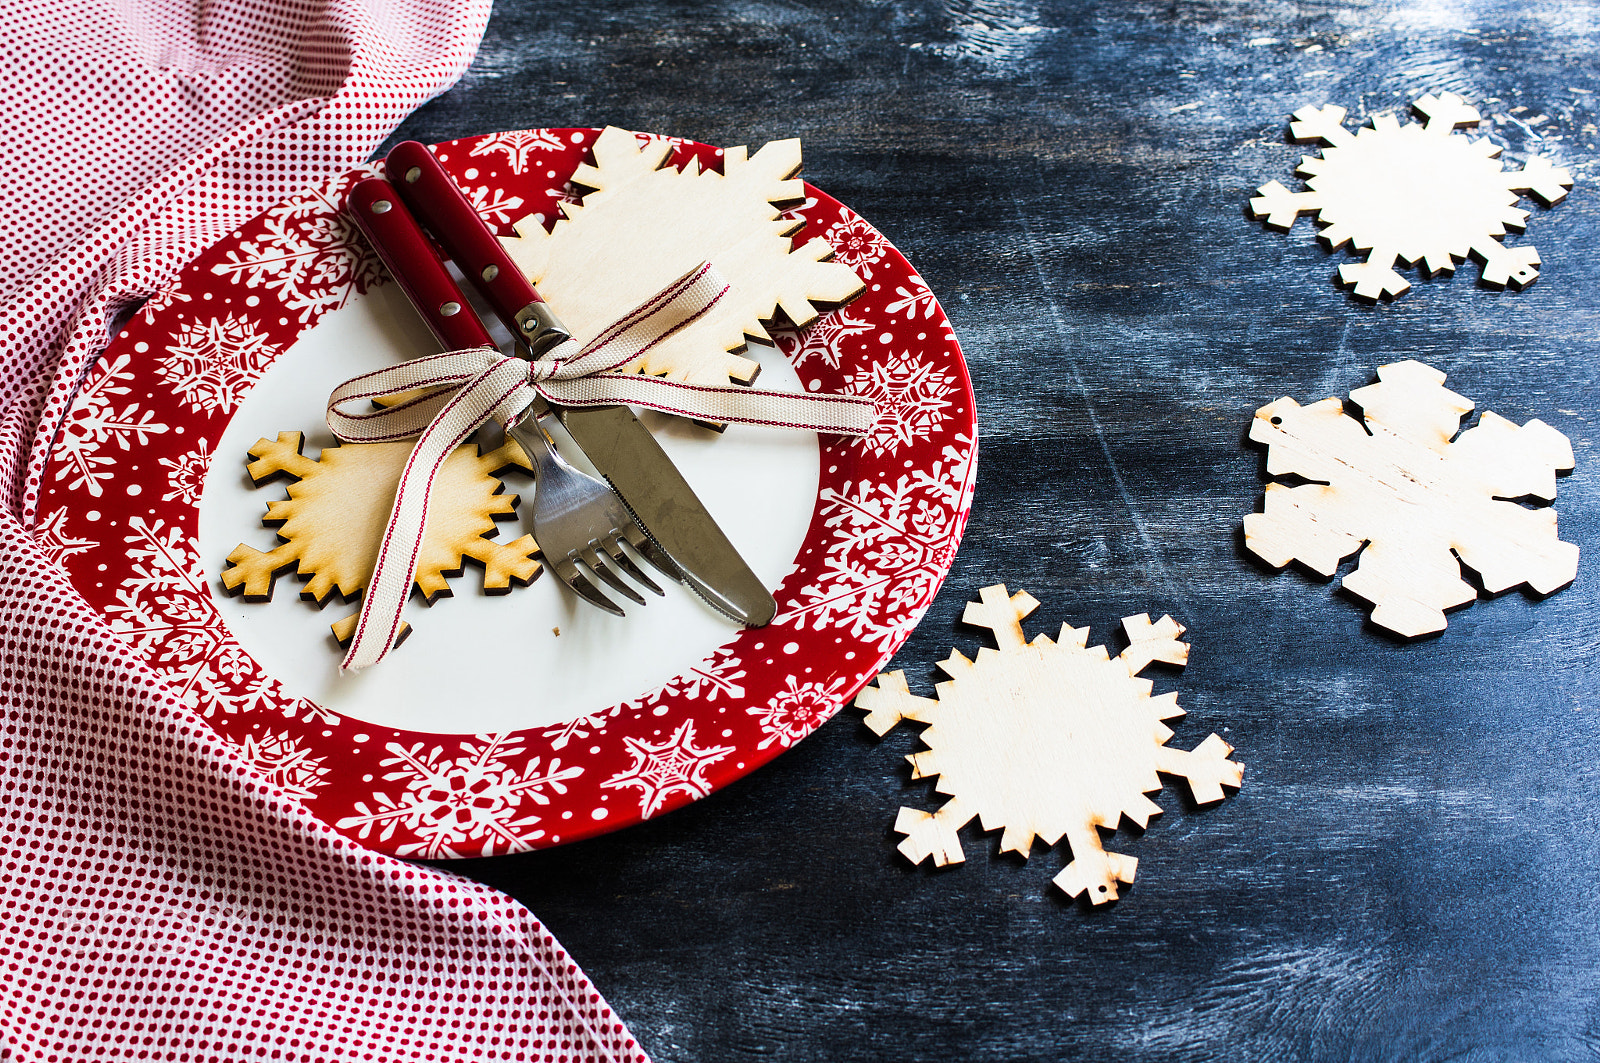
[326,263,877,670]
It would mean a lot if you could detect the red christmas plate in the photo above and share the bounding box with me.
[38,129,976,858]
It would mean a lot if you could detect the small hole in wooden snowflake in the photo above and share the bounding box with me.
[854,585,1243,906]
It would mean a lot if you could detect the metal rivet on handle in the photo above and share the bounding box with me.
[481,265,499,282]
[440,302,462,317]
[405,166,422,183]
[371,200,393,214]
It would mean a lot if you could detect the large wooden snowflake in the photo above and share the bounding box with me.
[499,126,866,388]
[221,431,541,643]
[1251,92,1572,300]
[1245,360,1578,637]
[855,585,1243,905]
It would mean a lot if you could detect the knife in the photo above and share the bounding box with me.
[382,139,777,628]
[346,176,681,616]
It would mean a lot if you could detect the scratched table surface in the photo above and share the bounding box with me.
[389,2,1600,1060]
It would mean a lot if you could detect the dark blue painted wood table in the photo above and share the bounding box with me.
[395,2,1600,1058]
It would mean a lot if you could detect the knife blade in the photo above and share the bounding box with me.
[383,139,777,627]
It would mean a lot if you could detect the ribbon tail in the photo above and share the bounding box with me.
[339,361,535,671]
[327,347,502,442]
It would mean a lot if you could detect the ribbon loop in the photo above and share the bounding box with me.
[327,263,876,670]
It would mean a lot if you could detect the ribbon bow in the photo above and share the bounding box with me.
[325,263,876,670]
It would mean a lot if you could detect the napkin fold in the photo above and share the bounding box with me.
[0,2,649,1059]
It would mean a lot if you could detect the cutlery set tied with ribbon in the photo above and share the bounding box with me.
[232,135,878,669]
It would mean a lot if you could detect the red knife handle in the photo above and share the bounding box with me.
[347,177,495,351]
[385,139,572,357]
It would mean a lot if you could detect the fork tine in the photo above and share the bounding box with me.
[602,536,664,596]
[510,407,678,618]
[583,547,648,605]
[620,521,683,583]
[553,557,625,616]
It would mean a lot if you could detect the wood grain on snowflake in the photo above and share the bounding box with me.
[1245,360,1578,637]
[499,126,866,389]
[1251,92,1572,299]
[221,431,541,643]
[855,585,1242,905]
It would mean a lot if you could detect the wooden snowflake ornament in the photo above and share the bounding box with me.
[1245,360,1578,637]
[499,126,866,388]
[1251,92,1572,299]
[855,585,1243,905]
[221,431,541,643]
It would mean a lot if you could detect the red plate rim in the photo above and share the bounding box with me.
[37,128,978,858]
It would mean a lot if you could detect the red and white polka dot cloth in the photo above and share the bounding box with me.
[0,2,649,1059]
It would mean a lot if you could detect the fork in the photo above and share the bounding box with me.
[347,176,673,613]
[505,405,678,615]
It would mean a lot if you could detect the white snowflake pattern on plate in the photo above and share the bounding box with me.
[237,729,331,801]
[52,353,169,497]
[32,507,99,566]
[462,184,526,226]
[540,710,618,752]
[884,273,940,321]
[847,350,958,456]
[136,281,192,325]
[549,181,583,212]
[825,209,890,279]
[159,437,212,505]
[158,314,278,415]
[622,646,747,713]
[336,735,583,858]
[602,720,735,817]
[781,434,976,649]
[105,517,315,721]
[633,131,690,150]
[468,129,566,174]
[748,675,850,749]
[207,177,383,322]
[772,309,873,371]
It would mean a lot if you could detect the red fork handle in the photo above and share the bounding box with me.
[384,140,571,356]
[346,176,496,352]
